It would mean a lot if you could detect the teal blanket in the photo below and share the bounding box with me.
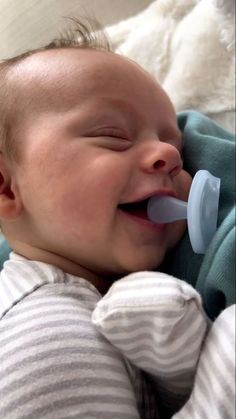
[0,111,235,319]
[162,111,235,319]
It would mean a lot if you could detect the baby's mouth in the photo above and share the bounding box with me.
[118,198,150,220]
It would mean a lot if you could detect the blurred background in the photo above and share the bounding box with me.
[0,0,152,58]
[1,0,234,132]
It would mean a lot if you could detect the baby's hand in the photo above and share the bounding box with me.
[92,271,210,413]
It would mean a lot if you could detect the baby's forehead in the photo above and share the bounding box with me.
[11,49,107,110]
[12,49,143,110]
[11,48,161,115]
[9,48,178,140]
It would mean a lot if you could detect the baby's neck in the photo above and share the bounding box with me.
[10,240,113,295]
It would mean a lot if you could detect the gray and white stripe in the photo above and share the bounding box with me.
[0,253,158,419]
[173,304,235,419]
[93,271,235,417]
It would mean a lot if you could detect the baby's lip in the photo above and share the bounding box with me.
[119,189,176,206]
[118,189,177,222]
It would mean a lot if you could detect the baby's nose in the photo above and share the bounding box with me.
[139,140,183,177]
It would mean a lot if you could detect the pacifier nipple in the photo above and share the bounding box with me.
[147,170,221,254]
[147,196,187,223]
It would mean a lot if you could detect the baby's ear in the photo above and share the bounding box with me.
[0,153,23,220]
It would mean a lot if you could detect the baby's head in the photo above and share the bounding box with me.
[0,19,192,292]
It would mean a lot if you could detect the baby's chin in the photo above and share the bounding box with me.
[111,251,166,277]
[110,233,188,277]
[165,220,187,251]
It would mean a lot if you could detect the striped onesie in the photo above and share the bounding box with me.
[0,253,235,418]
[0,253,157,419]
[93,274,235,419]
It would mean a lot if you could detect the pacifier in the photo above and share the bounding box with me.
[147,170,221,254]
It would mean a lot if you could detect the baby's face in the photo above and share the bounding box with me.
[12,49,192,281]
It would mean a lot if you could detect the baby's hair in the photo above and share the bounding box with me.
[0,17,112,162]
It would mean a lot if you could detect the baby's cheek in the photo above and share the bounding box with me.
[177,170,192,201]
[166,220,187,252]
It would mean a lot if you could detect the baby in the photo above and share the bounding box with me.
[0,19,234,419]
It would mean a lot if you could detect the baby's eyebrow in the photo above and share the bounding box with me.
[100,97,138,116]
[64,98,136,133]
[87,97,139,125]
[78,97,138,119]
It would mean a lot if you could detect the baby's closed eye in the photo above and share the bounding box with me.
[90,127,131,140]
[86,127,132,151]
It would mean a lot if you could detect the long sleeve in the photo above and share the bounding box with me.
[0,281,142,419]
[92,271,209,416]
[173,304,235,419]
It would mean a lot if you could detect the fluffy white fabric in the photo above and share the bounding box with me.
[106,0,235,132]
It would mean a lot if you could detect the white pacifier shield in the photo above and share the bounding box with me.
[147,170,221,254]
